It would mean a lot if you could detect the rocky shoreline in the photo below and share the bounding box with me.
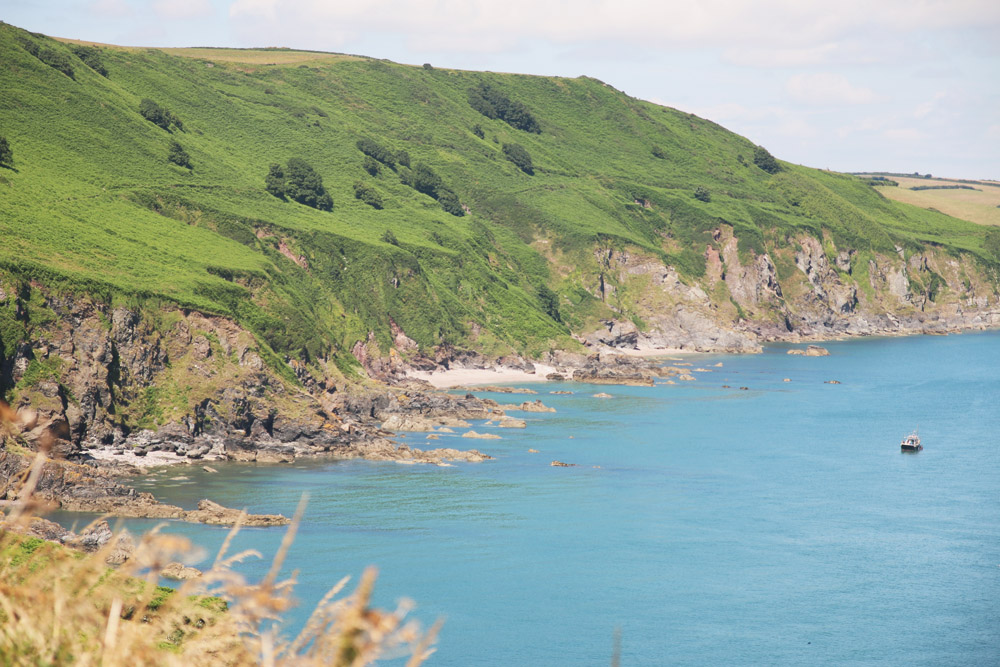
[2,274,999,526]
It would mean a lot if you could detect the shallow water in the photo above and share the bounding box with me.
[55,331,1000,665]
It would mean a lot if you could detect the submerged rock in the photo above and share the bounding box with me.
[462,430,502,440]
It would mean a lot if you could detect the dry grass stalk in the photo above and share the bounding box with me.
[0,401,438,665]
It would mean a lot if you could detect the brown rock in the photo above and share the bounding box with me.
[462,430,502,440]
[161,562,203,580]
[185,499,291,527]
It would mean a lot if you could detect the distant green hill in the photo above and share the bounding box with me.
[1,23,996,377]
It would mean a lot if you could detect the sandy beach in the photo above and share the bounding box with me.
[407,364,558,389]
[83,447,199,468]
[407,345,698,388]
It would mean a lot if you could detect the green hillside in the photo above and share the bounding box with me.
[1,23,995,371]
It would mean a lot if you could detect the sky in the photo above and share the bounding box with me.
[5,0,1000,179]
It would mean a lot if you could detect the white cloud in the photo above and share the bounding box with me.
[786,73,879,106]
[226,0,1000,57]
[154,0,213,20]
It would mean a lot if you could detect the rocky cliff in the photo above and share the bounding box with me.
[578,224,1000,353]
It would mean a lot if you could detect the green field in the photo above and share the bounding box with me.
[2,23,996,366]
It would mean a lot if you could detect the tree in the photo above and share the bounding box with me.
[467,83,540,133]
[363,155,381,176]
[265,163,286,199]
[356,137,395,167]
[693,186,711,202]
[436,188,464,217]
[167,140,191,169]
[0,137,12,167]
[282,157,333,211]
[140,99,182,132]
[410,163,443,198]
[71,45,108,77]
[405,163,464,216]
[753,145,781,174]
[537,285,561,322]
[395,149,410,168]
[502,143,534,175]
[20,38,75,79]
[353,181,383,209]
[472,124,485,139]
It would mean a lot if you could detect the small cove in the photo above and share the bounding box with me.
[54,331,1000,664]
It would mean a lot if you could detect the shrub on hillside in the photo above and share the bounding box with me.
[472,124,485,139]
[693,186,711,202]
[167,140,191,169]
[363,155,381,176]
[71,45,108,77]
[502,143,534,175]
[409,163,443,198]
[405,163,464,216]
[265,163,286,199]
[467,83,540,133]
[395,149,410,168]
[19,37,75,79]
[353,181,383,209]
[537,284,562,322]
[436,189,464,216]
[651,145,667,159]
[753,146,781,174]
[381,229,399,245]
[0,137,12,167]
[356,137,395,167]
[140,99,183,132]
[265,158,333,211]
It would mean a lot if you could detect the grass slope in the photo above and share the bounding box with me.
[1,23,996,368]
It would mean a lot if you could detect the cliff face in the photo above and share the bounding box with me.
[0,280,498,468]
[580,224,1000,352]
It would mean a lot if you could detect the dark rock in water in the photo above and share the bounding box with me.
[546,373,565,381]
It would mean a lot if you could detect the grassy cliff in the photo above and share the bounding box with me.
[1,23,997,375]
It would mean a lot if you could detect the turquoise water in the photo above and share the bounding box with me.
[57,331,1000,664]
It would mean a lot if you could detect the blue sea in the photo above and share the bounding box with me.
[56,331,1000,665]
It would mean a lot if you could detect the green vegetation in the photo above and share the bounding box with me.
[467,82,541,133]
[139,98,183,132]
[0,22,996,374]
[353,180,383,209]
[356,137,396,167]
[18,36,74,79]
[502,142,534,175]
[0,136,11,167]
[167,140,191,169]
[265,158,333,211]
[693,186,711,203]
[70,44,107,77]
[753,145,781,174]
